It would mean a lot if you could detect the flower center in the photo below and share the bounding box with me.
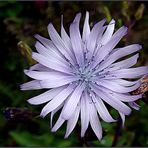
[79,72,89,82]
[75,65,93,83]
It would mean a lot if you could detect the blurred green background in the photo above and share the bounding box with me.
[0,1,148,147]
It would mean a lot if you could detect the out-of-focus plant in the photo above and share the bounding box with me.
[135,4,145,21]
[17,41,36,66]
[122,1,130,22]
[102,6,112,23]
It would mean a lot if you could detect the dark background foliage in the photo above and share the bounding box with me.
[0,1,148,147]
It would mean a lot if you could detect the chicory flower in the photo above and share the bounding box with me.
[21,12,148,140]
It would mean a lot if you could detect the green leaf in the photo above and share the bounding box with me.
[9,131,40,146]
[9,130,59,146]
[101,134,113,146]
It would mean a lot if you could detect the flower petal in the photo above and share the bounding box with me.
[48,23,75,64]
[87,93,102,140]
[90,92,116,122]
[98,53,139,72]
[101,19,115,45]
[27,86,66,105]
[51,109,65,132]
[119,112,125,127]
[107,79,140,87]
[80,92,89,137]
[98,87,142,102]
[20,80,41,90]
[98,44,141,72]
[35,41,52,57]
[35,41,68,65]
[82,11,90,42]
[97,79,141,93]
[40,84,75,117]
[70,13,83,66]
[61,15,77,62]
[34,34,54,49]
[107,66,148,79]
[94,26,107,55]
[93,26,128,68]
[35,34,68,62]
[64,104,80,138]
[128,102,140,110]
[91,84,132,115]
[29,63,50,71]
[32,52,72,74]
[61,15,71,49]
[70,22,84,67]
[86,19,106,61]
[40,76,78,88]
[106,44,142,66]
[24,69,72,80]
[109,53,139,69]
[51,98,73,132]
[73,12,81,23]
[50,102,64,129]
[112,92,142,102]
[62,82,86,120]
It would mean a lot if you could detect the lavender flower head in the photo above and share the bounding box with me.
[21,12,148,140]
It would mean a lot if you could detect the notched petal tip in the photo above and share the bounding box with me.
[32,52,38,59]
[77,12,82,16]
[32,51,36,56]
[20,84,24,90]
[85,10,89,13]
[122,25,128,29]
[27,99,32,104]
[109,19,115,26]
[135,53,139,59]
[121,121,125,128]
[138,44,142,49]
[47,23,53,30]
[99,137,103,141]
[20,82,38,91]
[117,26,128,34]
[97,135,102,141]
[34,34,41,41]
[34,34,40,39]
[111,18,115,23]
[71,21,77,26]
[126,109,132,116]
[40,111,47,118]
[85,11,89,19]
[64,134,69,139]
[24,69,29,75]
[51,128,56,132]
[35,41,40,47]
[61,14,63,20]
[73,12,82,23]
[110,119,117,123]
[80,133,85,138]
[123,26,128,32]
[102,18,106,23]
[27,99,36,105]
